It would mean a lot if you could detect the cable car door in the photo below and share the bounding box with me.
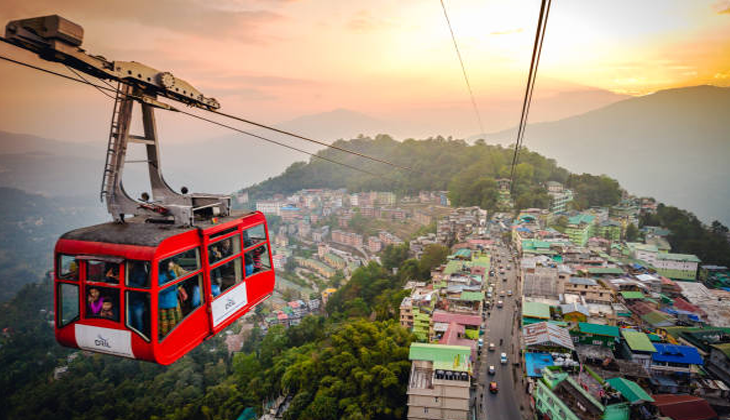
[204,228,248,333]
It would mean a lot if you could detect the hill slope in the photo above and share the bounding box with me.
[486,85,730,225]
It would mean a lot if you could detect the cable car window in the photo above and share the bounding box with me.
[211,257,243,296]
[126,260,151,288]
[159,274,204,340]
[242,225,266,249]
[208,236,241,266]
[159,248,200,284]
[86,286,120,321]
[58,255,79,281]
[57,283,79,327]
[87,260,120,284]
[244,244,271,276]
[126,290,150,341]
[209,226,238,240]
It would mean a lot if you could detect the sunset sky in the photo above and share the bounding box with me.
[0,0,729,143]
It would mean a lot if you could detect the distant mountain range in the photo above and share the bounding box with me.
[0,85,727,225]
[483,85,730,226]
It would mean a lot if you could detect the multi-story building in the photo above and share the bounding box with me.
[323,253,346,270]
[566,214,596,247]
[563,277,613,305]
[534,367,631,420]
[294,257,336,278]
[377,191,397,205]
[332,229,364,247]
[379,231,404,246]
[272,254,287,270]
[368,236,383,253]
[546,182,574,213]
[654,253,700,281]
[413,210,433,226]
[255,200,283,216]
[407,343,472,420]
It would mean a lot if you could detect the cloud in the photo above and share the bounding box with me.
[713,0,730,14]
[346,10,389,32]
[490,28,523,36]
[1,0,283,41]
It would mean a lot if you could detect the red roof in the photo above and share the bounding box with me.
[628,301,655,316]
[432,310,482,326]
[651,394,717,420]
[673,297,707,318]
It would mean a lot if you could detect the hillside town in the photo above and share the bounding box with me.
[246,181,730,420]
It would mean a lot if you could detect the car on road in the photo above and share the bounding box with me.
[478,338,483,348]
[499,291,505,297]
[507,290,513,296]
[497,300,503,308]
[489,381,499,393]
[489,343,495,351]
[488,365,496,375]
[500,352,508,364]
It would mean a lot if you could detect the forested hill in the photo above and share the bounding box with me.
[245,135,623,211]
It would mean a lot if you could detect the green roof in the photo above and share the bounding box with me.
[471,255,490,269]
[444,260,468,275]
[568,214,595,225]
[620,291,645,300]
[409,343,472,372]
[712,343,730,359]
[523,301,551,319]
[578,322,620,338]
[454,249,472,259]
[606,378,654,404]
[324,253,344,264]
[656,253,701,263]
[459,291,484,301]
[641,311,674,327]
[588,267,625,275]
[647,333,662,342]
[622,330,657,353]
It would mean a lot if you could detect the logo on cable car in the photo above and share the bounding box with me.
[95,334,111,348]
[224,298,236,311]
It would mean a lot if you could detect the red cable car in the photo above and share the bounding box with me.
[55,212,274,365]
[1,15,277,364]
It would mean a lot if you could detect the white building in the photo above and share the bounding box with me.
[256,200,283,216]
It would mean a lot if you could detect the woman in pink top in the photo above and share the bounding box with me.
[87,287,105,316]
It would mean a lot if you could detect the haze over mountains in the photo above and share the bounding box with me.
[0,85,727,225]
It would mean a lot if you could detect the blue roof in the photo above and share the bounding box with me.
[651,344,703,365]
[525,352,555,377]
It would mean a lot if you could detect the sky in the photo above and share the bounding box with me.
[0,0,729,143]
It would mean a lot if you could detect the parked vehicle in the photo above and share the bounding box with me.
[489,343,495,351]
[500,352,508,364]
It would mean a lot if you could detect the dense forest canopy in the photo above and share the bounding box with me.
[245,135,584,212]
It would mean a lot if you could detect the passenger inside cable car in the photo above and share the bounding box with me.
[54,212,275,364]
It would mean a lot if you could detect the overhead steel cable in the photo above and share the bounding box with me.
[0,53,399,182]
[439,0,486,138]
[509,0,552,190]
[208,109,418,174]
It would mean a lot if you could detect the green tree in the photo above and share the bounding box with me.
[381,243,410,271]
[625,223,639,241]
[418,244,450,278]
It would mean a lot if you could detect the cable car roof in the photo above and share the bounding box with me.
[60,211,257,247]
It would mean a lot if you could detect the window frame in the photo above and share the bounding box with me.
[242,223,267,252]
[57,254,80,281]
[85,259,122,285]
[157,273,205,341]
[57,282,80,328]
[125,289,151,342]
[158,246,202,287]
[243,242,272,278]
[84,283,121,322]
[125,260,152,289]
[210,256,244,299]
[207,232,242,267]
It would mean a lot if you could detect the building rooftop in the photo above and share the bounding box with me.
[561,303,589,317]
[525,352,554,377]
[605,377,654,404]
[522,322,575,350]
[578,322,620,338]
[621,291,646,300]
[622,330,657,353]
[651,394,717,420]
[431,310,481,327]
[569,277,598,286]
[656,253,701,263]
[588,267,625,275]
[523,301,551,319]
[408,343,472,372]
[652,344,703,365]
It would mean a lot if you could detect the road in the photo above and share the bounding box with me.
[476,243,524,420]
